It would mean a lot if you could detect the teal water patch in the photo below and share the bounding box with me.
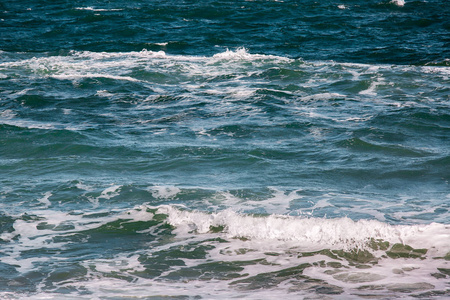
[1,49,448,192]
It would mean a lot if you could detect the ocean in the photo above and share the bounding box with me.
[0,0,449,299]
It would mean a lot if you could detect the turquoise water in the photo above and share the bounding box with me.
[0,1,449,299]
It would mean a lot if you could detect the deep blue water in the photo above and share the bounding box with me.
[0,1,449,299]
[2,0,450,64]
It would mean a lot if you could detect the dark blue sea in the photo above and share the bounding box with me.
[1,0,449,299]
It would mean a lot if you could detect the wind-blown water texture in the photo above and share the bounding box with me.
[1,0,449,64]
[0,0,449,299]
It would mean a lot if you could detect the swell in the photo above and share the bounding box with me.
[1,48,448,195]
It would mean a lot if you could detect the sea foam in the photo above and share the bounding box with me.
[390,0,405,7]
[155,205,450,255]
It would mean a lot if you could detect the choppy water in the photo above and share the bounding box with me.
[0,0,449,299]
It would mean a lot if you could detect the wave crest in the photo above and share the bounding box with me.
[155,205,449,255]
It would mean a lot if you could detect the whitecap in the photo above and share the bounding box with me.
[74,7,123,12]
[212,47,292,63]
[155,205,450,254]
[390,0,405,7]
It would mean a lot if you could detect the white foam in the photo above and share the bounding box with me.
[0,207,124,273]
[2,49,449,138]
[9,48,444,108]
[212,47,292,63]
[0,109,16,119]
[75,181,94,191]
[74,7,123,12]
[2,49,448,87]
[301,92,346,102]
[390,0,405,6]
[212,47,259,60]
[155,205,450,254]
[150,185,181,200]
[303,257,446,295]
[37,191,52,208]
[50,73,140,82]
[99,184,122,200]
[359,77,384,96]
[1,203,447,299]
[0,118,56,130]
[122,205,154,223]
[252,188,302,214]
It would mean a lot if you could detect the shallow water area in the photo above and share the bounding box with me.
[0,202,449,299]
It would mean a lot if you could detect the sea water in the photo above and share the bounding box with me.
[0,0,449,299]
